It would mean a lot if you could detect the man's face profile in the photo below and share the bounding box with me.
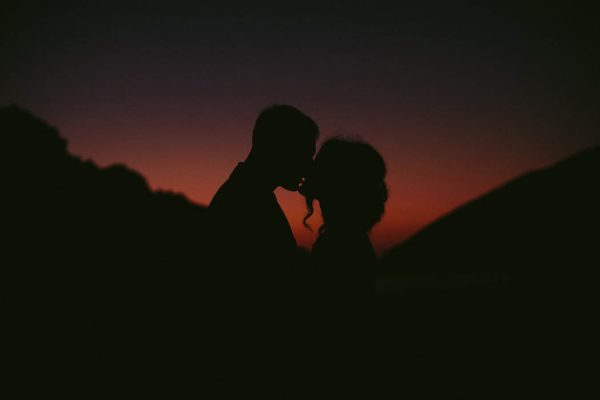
[278,139,316,191]
[250,105,318,191]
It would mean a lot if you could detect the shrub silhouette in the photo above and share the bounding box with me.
[1,105,209,398]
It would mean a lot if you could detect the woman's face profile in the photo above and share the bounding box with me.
[303,137,387,233]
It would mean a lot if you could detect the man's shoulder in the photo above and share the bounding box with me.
[209,179,273,213]
[208,164,250,208]
[208,178,240,211]
[208,168,280,220]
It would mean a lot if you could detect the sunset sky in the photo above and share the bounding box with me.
[2,2,598,253]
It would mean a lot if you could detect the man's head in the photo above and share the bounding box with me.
[251,105,319,191]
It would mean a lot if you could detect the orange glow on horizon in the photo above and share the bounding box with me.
[51,106,595,256]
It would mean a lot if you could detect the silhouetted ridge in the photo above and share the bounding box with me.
[1,104,68,157]
[381,145,600,280]
[1,105,208,398]
[103,163,152,193]
[372,146,599,399]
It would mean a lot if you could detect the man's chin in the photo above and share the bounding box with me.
[281,181,301,191]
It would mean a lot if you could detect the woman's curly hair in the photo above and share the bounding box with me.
[301,137,388,234]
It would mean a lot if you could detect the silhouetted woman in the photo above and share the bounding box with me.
[300,137,388,398]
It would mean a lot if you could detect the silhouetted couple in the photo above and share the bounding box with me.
[206,105,387,399]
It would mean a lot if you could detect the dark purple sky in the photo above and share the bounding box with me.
[2,1,598,252]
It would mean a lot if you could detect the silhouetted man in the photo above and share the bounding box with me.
[206,104,319,396]
[209,105,318,269]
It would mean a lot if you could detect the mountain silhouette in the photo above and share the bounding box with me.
[380,146,600,282]
[1,105,211,398]
[373,147,599,399]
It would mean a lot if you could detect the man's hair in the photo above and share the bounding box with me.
[252,105,319,150]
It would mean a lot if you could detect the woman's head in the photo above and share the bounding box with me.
[301,137,388,233]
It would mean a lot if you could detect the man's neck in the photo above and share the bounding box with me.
[241,153,279,192]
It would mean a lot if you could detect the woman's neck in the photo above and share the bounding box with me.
[321,221,368,237]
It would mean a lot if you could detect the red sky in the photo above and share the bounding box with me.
[42,102,595,254]
[2,2,598,253]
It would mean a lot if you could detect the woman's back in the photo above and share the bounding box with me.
[309,229,376,398]
[311,229,376,304]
